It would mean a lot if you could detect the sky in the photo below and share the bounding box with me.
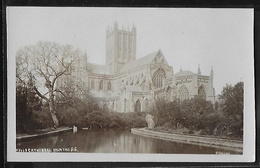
[7,7,254,95]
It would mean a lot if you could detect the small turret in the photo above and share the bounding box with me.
[197,64,201,75]
[210,66,213,76]
[180,66,182,71]
[132,24,136,33]
[210,66,214,86]
[79,51,88,69]
[210,66,214,77]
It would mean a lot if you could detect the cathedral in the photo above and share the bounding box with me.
[58,22,215,113]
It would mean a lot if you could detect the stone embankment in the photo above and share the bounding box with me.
[131,128,243,153]
[16,127,72,141]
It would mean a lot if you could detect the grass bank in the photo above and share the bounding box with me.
[151,126,243,141]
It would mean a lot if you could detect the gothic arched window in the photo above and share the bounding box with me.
[152,68,166,89]
[107,81,111,91]
[99,80,103,90]
[129,36,132,52]
[178,85,189,101]
[135,99,141,112]
[145,99,149,111]
[118,33,122,51]
[91,79,95,89]
[198,85,206,99]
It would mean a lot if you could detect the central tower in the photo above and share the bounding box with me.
[106,22,136,74]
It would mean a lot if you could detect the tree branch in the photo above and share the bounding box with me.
[33,86,49,102]
[53,89,67,98]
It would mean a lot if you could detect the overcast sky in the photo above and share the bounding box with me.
[7,7,253,95]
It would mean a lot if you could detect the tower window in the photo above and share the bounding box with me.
[123,34,126,51]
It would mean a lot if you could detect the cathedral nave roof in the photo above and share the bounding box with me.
[87,63,111,75]
[120,50,167,73]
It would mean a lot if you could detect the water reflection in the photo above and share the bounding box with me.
[16,129,241,154]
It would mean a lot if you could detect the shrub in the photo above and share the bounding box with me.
[32,107,53,129]
[16,85,50,134]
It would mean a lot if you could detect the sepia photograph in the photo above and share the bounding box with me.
[7,7,255,162]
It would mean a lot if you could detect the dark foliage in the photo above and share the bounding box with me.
[150,82,243,140]
[16,85,53,134]
[219,82,244,138]
[55,95,147,129]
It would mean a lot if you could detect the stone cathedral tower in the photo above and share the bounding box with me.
[106,22,136,74]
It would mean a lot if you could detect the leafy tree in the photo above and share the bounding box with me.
[55,95,99,127]
[148,82,243,139]
[16,85,44,133]
[214,101,219,111]
[219,82,244,118]
[151,96,215,134]
[16,85,30,133]
[218,81,244,138]
[179,99,194,129]
[179,97,214,131]
[16,41,88,128]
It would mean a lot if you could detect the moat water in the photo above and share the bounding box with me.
[16,129,241,154]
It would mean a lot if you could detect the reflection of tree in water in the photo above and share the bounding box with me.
[50,129,155,153]
[89,130,148,153]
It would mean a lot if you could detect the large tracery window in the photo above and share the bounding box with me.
[99,80,103,90]
[178,85,189,101]
[152,68,166,89]
[198,85,206,99]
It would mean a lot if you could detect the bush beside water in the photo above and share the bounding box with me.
[150,99,242,140]
[55,98,147,129]
[16,90,147,134]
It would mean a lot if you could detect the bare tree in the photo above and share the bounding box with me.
[16,41,88,128]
